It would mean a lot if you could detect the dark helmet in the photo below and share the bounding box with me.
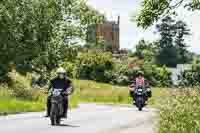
[137,71,144,76]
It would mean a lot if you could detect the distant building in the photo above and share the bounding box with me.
[87,16,120,53]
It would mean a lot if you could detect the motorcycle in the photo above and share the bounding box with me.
[48,86,73,126]
[50,89,64,125]
[132,85,152,111]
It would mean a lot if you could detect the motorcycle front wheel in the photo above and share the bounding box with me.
[136,97,143,111]
[50,104,58,126]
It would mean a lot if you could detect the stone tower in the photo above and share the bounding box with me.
[87,16,120,53]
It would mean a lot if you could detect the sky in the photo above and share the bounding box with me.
[87,0,200,54]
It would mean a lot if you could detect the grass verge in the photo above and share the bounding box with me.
[73,80,130,104]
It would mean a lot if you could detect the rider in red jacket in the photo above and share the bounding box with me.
[129,71,151,99]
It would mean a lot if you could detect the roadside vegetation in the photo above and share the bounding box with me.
[0,73,45,115]
[0,73,78,115]
[74,80,130,104]
[157,88,200,133]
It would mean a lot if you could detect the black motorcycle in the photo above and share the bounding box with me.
[50,87,73,125]
[134,86,149,111]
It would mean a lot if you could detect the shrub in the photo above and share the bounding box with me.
[61,62,76,78]
[76,51,113,82]
[110,62,172,87]
[7,72,43,101]
[142,64,172,87]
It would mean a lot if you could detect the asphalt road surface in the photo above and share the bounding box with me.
[0,103,158,133]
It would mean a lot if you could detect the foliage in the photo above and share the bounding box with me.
[0,0,104,81]
[174,20,192,64]
[142,64,172,86]
[60,62,77,78]
[111,63,131,85]
[0,72,80,115]
[134,39,159,62]
[136,0,200,28]
[84,37,111,51]
[76,51,113,82]
[0,76,46,114]
[159,89,200,133]
[155,16,191,67]
[110,61,172,86]
[7,72,44,101]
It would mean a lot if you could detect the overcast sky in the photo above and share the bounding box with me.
[87,0,200,54]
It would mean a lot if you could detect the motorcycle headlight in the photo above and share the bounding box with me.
[138,89,143,92]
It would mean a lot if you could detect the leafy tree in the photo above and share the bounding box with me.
[155,16,191,67]
[135,39,148,59]
[136,0,200,28]
[0,0,105,80]
[76,50,113,82]
[134,39,159,62]
[155,16,178,67]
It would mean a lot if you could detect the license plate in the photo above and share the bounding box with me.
[138,89,143,92]
[52,90,61,96]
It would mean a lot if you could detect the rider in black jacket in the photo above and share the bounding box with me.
[45,67,73,118]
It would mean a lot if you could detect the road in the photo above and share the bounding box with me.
[0,104,157,133]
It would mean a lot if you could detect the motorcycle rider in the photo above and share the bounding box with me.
[45,67,73,118]
[129,71,151,101]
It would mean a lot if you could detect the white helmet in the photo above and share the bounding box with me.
[57,67,66,74]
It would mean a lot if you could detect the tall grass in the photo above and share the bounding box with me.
[0,86,45,115]
[73,80,164,104]
[158,88,200,133]
[73,80,130,104]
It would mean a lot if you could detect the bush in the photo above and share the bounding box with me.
[141,64,172,87]
[109,62,172,87]
[61,62,76,78]
[110,63,131,85]
[7,72,43,101]
[76,51,113,82]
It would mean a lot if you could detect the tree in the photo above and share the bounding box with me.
[155,16,178,67]
[155,16,191,67]
[136,0,200,28]
[0,0,105,80]
[134,39,159,62]
[135,39,148,59]
[174,20,191,64]
[76,50,113,82]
